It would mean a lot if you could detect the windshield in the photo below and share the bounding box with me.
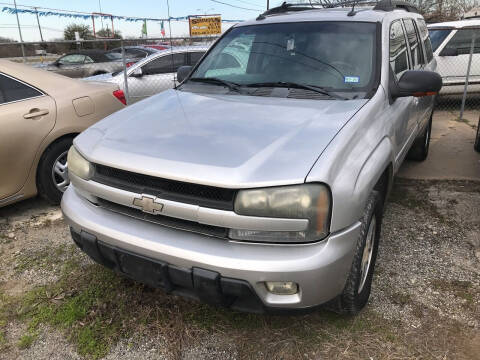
[189,22,377,95]
[428,29,452,52]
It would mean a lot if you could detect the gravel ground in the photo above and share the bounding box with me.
[0,179,479,359]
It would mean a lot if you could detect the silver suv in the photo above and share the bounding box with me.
[62,1,442,314]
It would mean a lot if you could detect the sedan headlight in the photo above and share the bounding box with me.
[230,184,331,243]
[67,146,94,180]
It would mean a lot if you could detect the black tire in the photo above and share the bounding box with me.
[92,71,107,76]
[407,116,432,161]
[328,191,382,314]
[407,115,433,161]
[474,117,480,153]
[37,137,73,205]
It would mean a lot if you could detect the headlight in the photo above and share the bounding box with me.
[230,184,331,243]
[67,146,94,180]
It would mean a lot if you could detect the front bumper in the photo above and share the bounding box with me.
[62,186,361,312]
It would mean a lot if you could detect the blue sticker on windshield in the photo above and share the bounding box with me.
[344,76,360,83]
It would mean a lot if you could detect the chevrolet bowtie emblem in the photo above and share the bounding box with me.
[133,194,164,214]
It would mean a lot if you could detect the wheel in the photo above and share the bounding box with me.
[407,115,432,161]
[474,117,480,153]
[328,191,382,314]
[37,137,73,205]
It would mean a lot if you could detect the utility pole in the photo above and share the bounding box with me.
[34,7,44,42]
[267,0,270,10]
[13,0,26,62]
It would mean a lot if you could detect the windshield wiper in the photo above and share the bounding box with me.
[188,77,242,93]
[245,81,347,100]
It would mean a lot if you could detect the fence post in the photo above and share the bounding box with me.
[121,40,130,105]
[13,0,26,62]
[460,31,476,120]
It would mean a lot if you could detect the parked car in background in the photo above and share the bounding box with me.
[428,19,480,95]
[84,47,207,103]
[37,49,135,78]
[62,2,441,314]
[107,46,159,63]
[0,59,126,207]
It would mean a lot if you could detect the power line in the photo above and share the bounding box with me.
[209,0,262,11]
[229,0,266,7]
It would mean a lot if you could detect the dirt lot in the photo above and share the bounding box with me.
[0,111,479,360]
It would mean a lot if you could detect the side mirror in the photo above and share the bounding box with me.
[130,67,143,77]
[390,70,442,99]
[177,66,193,83]
[439,47,458,57]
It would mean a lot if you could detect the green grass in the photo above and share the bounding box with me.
[17,333,35,349]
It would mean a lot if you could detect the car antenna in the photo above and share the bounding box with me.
[348,0,359,16]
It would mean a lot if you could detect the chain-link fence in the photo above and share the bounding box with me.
[0,37,219,105]
[430,27,480,120]
[1,28,480,118]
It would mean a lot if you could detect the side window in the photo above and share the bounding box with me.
[0,74,42,105]
[404,19,424,67]
[444,29,480,55]
[189,52,205,66]
[84,56,94,64]
[58,54,85,65]
[390,20,409,78]
[417,19,434,62]
[141,53,185,75]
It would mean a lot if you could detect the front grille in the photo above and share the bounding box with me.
[93,164,236,211]
[97,198,228,239]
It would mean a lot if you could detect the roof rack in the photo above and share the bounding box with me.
[372,0,418,13]
[258,0,418,19]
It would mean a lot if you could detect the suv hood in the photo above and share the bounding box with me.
[75,89,367,188]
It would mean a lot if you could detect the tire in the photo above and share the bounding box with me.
[328,191,382,314]
[37,137,73,205]
[474,117,480,153]
[407,115,432,161]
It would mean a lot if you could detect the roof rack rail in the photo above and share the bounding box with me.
[258,1,418,19]
[372,0,419,13]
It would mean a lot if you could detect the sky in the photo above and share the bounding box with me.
[0,0,285,42]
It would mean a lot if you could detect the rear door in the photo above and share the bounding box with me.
[404,18,434,127]
[435,28,480,87]
[128,52,186,103]
[0,73,56,199]
[388,20,417,168]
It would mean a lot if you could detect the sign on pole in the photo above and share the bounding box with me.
[189,16,222,36]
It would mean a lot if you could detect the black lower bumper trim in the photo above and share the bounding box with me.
[70,228,266,313]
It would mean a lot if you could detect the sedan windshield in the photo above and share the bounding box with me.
[189,22,377,96]
[428,29,452,52]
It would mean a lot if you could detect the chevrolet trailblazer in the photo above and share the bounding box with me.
[62,1,442,314]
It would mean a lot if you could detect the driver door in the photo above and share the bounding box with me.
[128,53,186,103]
[0,74,56,199]
[53,54,86,78]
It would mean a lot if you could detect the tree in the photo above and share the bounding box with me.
[64,24,93,41]
[96,28,122,39]
[0,36,16,43]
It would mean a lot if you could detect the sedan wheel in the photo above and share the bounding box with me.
[51,151,70,193]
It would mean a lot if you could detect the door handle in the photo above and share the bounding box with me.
[23,109,49,119]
